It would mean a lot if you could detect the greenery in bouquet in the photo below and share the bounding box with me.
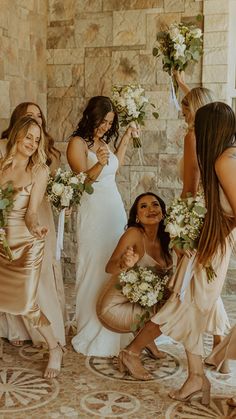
[152,21,203,93]
[117,266,169,331]
[0,182,14,261]
[112,84,159,148]
[47,168,94,211]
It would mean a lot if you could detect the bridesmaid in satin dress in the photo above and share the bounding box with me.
[97,192,173,378]
[0,116,65,378]
[116,103,236,406]
[0,102,66,348]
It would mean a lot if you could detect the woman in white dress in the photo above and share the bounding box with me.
[67,96,137,356]
[0,102,66,347]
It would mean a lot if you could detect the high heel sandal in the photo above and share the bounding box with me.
[169,373,211,406]
[144,344,167,360]
[117,349,153,380]
[227,397,236,407]
[44,342,67,379]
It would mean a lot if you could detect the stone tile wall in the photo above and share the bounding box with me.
[0,0,47,133]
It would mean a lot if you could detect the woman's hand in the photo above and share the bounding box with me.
[123,124,140,141]
[96,144,109,166]
[172,70,190,95]
[120,246,139,270]
[65,207,72,217]
[31,225,48,239]
[173,245,194,260]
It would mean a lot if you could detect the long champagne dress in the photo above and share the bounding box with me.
[205,325,236,369]
[0,142,66,345]
[97,251,172,333]
[0,181,50,326]
[151,187,235,356]
[71,149,128,356]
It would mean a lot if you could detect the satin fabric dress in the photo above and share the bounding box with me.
[72,149,128,356]
[151,187,235,356]
[0,141,66,345]
[0,183,49,326]
[205,325,236,369]
[97,252,172,333]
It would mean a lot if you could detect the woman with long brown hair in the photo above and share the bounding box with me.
[114,102,236,406]
[0,116,66,378]
[0,102,66,348]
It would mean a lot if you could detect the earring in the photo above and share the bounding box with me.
[136,216,139,223]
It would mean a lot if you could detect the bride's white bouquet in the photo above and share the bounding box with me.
[118,266,169,330]
[153,22,203,94]
[47,168,93,211]
[112,84,159,148]
[0,182,14,261]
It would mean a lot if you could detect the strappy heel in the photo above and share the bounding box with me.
[169,373,211,406]
[44,342,67,379]
[117,349,153,380]
[144,344,167,360]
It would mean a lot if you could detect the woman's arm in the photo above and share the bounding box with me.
[181,131,200,198]
[215,150,236,220]
[173,70,190,95]
[115,126,139,166]
[106,228,142,274]
[25,166,49,238]
[67,136,108,182]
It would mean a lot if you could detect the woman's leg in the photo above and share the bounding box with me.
[36,325,65,379]
[169,350,210,405]
[206,334,230,373]
[128,320,161,354]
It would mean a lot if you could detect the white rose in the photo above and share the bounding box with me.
[77,173,87,183]
[174,43,186,59]
[190,28,202,38]
[69,176,79,185]
[52,183,64,196]
[173,34,185,45]
[139,282,149,292]
[165,223,182,237]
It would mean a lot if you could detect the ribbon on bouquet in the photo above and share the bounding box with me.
[56,208,65,261]
[129,121,144,165]
[179,254,196,302]
[170,77,181,111]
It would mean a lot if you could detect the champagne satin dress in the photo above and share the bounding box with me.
[151,186,235,356]
[0,183,49,326]
[97,252,172,333]
[205,325,236,369]
[0,141,66,345]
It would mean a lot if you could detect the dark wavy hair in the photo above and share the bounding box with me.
[195,102,236,266]
[71,96,119,148]
[127,192,171,259]
[1,102,60,167]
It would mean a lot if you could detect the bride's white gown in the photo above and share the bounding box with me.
[72,149,128,356]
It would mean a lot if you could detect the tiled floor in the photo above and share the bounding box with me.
[0,284,236,418]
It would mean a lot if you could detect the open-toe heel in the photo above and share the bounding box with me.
[117,349,153,381]
[44,342,67,379]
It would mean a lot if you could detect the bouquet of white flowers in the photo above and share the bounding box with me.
[0,182,14,261]
[112,84,159,148]
[153,21,203,96]
[164,192,206,251]
[118,266,169,330]
[47,168,93,259]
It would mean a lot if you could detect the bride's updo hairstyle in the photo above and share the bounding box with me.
[181,87,214,128]
[71,96,119,148]
[127,192,171,259]
[195,102,236,266]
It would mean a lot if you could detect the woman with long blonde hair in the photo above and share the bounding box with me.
[0,116,65,378]
[0,102,66,348]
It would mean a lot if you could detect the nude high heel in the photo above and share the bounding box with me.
[169,373,211,406]
[117,349,153,380]
[44,342,67,379]
[227,397,236,407]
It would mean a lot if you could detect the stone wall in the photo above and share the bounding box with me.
[0,0,48,133]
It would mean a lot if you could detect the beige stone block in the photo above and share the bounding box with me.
[2,37,19,77]
[203,0,229,15]
[36,0,47,15]
[166,120,185,154]
[48,48,84,64]
[204,32,228,48]
[130,169,158,202]
[48,0,76,21]
[0,81,10,118]
[204,14,229,32]
[76,0,102,12]
[146,12,181,52]
[202,82,227,101]
[113,10,146,46]
[18,0,35,10]
[112,50,140,84]
[47,26,76,49]
[47,62,85,97]
[48,65,73,88]
[203,65,228,83]
[47,49,54,64]
[184,60,202,84]
[0,0,9,30]
[203,47,228,66]
[182,0,203,15]
[75,14,112,47]
[146,91,178,120]
[85,47,112,58]
[103,0,163,11]
[164,0,184,12]
[85,56,111,97]
[158,154,182,188]
[139,54,157,85]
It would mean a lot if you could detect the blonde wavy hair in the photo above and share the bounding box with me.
[0,116,47,172]
[182,87,214,128]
